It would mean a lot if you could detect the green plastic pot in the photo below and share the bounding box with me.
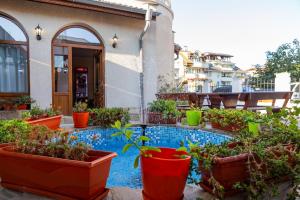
[248,122,260,137]
[186,110,202,126]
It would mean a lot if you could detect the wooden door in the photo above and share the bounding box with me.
[52,46,72,115]
[94,49,105,108]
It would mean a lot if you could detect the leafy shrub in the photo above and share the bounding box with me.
[15,96,36,105]
[15,125,91,161]
[22,106,61,120]
[188,104,300,199]
[148,99,181,119]
[73,102,88,113]
[89,108,130,128]
[204,108,260,131]
[0,120,31,143]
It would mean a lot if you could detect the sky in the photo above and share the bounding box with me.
[172,0,300,69]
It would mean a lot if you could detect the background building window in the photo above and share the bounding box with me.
[0,15,29,94]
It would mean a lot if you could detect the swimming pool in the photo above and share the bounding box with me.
[71,126,231,189]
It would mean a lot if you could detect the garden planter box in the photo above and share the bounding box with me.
[0,146,117,200]
[27,115,62,130]
[147,112,177,124]
[199,153,250,197]
[141,148,191,200]
[211,122,242,132]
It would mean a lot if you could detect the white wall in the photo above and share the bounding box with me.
[0,0,174,113]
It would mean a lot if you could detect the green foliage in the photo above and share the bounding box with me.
[0,120,31,143]
[15,96,36,105]
[190,105,300,199]
[22,106,61,120]
[148,99,181,119]
[111,121,161,168]
[257,39,300,81]
[15,125,91,161]
[204,109,261,132]
[73,102,88,113]
[89,108,130,128]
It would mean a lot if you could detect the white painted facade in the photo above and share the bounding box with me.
[0,0,174,113]
[175,51,246,93]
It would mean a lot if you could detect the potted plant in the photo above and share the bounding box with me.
[89,107,130,128]
[191,105,300,199]
[147,99,181,124]
[15,96,36,110]
[72,102,89,128]
[186,107,202,126]
[0,126,117,200]
[22,106,62,130]
[112,121,191,200]
[205,109,259,132]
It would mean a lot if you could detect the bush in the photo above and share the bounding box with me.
[0,120,31,143]
[22,106,61,120]
[204,108,260,131]
[15,96,36,105]
[73,102,88,113]
[148,99,181,119]
[89,108,130,128]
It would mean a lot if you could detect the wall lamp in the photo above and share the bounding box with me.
[112,34,118,48]
[35,24,42,41]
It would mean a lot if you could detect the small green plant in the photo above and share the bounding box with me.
[15,125,91,161]
[73,102,88,113]
[22,106,61,120]
[0,120,31,143]
[89,108,130,128]
[148,99,181,119]
[111,121,160,168]
[15,96,36,106]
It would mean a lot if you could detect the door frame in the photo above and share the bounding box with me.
[52,40,105,115]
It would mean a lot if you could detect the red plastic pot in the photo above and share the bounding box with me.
[0,146,117,200]
[27,115,62,130]
[17,104,27,110]
[73,112,89,128]
[141,148,191,200]
[147,112,177,124]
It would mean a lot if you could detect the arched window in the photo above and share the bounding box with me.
[54,27,101,45]
[0,14,29,94]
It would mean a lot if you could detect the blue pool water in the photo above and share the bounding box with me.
[71,126,231,189]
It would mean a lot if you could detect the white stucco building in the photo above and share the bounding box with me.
[0,0,174,116]
[174,50,246,93]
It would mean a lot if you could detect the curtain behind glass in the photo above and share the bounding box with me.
[0,44,28,93]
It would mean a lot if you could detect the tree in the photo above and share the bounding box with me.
[257,39,300,81]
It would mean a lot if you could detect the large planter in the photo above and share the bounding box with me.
[27,115,62,130]
[141,148,191,200]
[73,112,89,128]
[211,122,242,132]
[147,112,177,124]
[199,153,250,197]
[186,110,201,126]
[0,146,117,200]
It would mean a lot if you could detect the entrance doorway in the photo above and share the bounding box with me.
[52,25,104,115]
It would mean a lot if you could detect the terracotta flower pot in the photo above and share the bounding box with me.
[0,146,117,200]
[147,112,177,124]
[141,148,191,200]
[199,153,250,197]
[17,104,27,110]
[211,122,242,132]
[73,112,89,128]
[27,115,62,130]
